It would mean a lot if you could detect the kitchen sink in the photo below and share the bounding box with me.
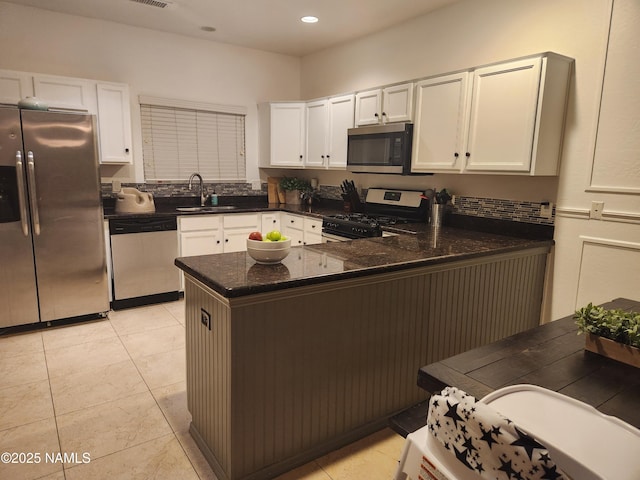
[176,206,238,212]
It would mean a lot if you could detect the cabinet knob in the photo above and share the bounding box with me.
[273,219,276,223]
[216,240,220,244]
[321,155,325,159]
[327,154,330,159]
[466,152,471,157]
[225,239,229,243]
[454,152,459,158]
[311,225,316,229]
[125,148,130,154]
[374,113,379,117]
[299,155,303,160]
[382,112,387,117]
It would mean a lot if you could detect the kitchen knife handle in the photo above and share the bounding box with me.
[27,151,40,236]
[15,151,29,237]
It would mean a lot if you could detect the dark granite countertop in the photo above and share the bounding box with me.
[175,227,553,299]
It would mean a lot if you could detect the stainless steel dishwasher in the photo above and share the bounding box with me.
[109,216,180,310]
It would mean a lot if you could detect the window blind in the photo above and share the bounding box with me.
[140,102,246,181]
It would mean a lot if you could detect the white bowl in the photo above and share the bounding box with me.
[246,238,291,264]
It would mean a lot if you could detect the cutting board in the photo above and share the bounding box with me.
[267,177,281,204]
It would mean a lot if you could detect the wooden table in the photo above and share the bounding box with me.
[392,298,640,435]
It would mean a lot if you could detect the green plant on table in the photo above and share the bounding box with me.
[574,303,640,348]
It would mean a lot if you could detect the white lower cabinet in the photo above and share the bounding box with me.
[261,212,281,234]
[304,217,323,245]
[222,213,261,252]
[282,213,322,246]
[178,215,223,290]
[282,214,304,246]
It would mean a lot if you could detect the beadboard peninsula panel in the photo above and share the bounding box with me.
[184,248,548,480]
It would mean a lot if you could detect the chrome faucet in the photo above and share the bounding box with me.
[188,173,206,206]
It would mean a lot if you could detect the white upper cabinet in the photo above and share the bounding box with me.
[305,94,355,169]
[259,102,306,168]
[96,83,133,164]
[0,69,134,166]
[327,94,355,168]
[465,54,572,175]
[411,53,572,176]
[382,83,414,123]
[465,57,542,173]
[354,89,382,126]
[305,99,328,167]
[355,82,413,126]
[412,72,471,172]
[0,70,33,104]
[33,75,97,113]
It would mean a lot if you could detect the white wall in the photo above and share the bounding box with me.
[0,1,301,184]
[300,0,639,320]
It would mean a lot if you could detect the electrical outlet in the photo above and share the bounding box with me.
[590,201,604,220]
[200,308,211,330]
[540,202,553,219]
[112,180,121,192]
[251,180,262,190]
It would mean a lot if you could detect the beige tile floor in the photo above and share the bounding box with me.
[0,299,406,480]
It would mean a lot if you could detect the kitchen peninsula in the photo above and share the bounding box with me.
[175,227,552,480]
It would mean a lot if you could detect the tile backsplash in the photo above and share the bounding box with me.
[102,183,554,225]
[101,182,266,197]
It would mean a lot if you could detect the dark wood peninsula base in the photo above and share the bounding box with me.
[177,238,551,480]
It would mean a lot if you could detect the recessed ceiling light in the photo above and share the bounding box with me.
[200,26,216,32]
[301,16,319,24]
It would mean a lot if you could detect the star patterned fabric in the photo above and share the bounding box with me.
[427,387,568,480]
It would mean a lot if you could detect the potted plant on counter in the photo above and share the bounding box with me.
[279,177,311,205]
[575,303,640,368]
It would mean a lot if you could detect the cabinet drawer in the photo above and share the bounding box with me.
[223,213,260,229]
[283,214,303,230]
[179,215,222,232]
[304,217,322,234]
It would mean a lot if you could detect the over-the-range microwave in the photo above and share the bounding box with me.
[346,122,414,175]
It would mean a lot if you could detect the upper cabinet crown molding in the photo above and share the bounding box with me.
[0,69,134,166]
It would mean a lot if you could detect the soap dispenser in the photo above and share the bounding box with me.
[211,189,218,206]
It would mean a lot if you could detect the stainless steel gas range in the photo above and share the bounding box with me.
[322,188,429,241]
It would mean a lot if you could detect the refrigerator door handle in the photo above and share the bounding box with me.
[15,151,30,237]
[26,151,41,236]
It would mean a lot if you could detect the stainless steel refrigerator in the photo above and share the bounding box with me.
[0,106,109,328]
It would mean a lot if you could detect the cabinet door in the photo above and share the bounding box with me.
[355,89,382,126]
[223,228,257,252]
[270,103,306,167]
[282,213,304,246]
[96,83,133,164]
[0,70,33,104]
[382,83,414,123]
[261,212,281,233]
[305,100,328,167]
[327,94,355,168]
[181,230,224,256]
[303,217,323,245]
[465,57,542,172]
[412,73,470,172]
[33,75,97,112]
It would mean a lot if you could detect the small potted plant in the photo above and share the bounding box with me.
[279,177,310,205]
[575,303,640,368]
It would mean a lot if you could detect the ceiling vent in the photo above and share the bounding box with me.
[130,0,171,8]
